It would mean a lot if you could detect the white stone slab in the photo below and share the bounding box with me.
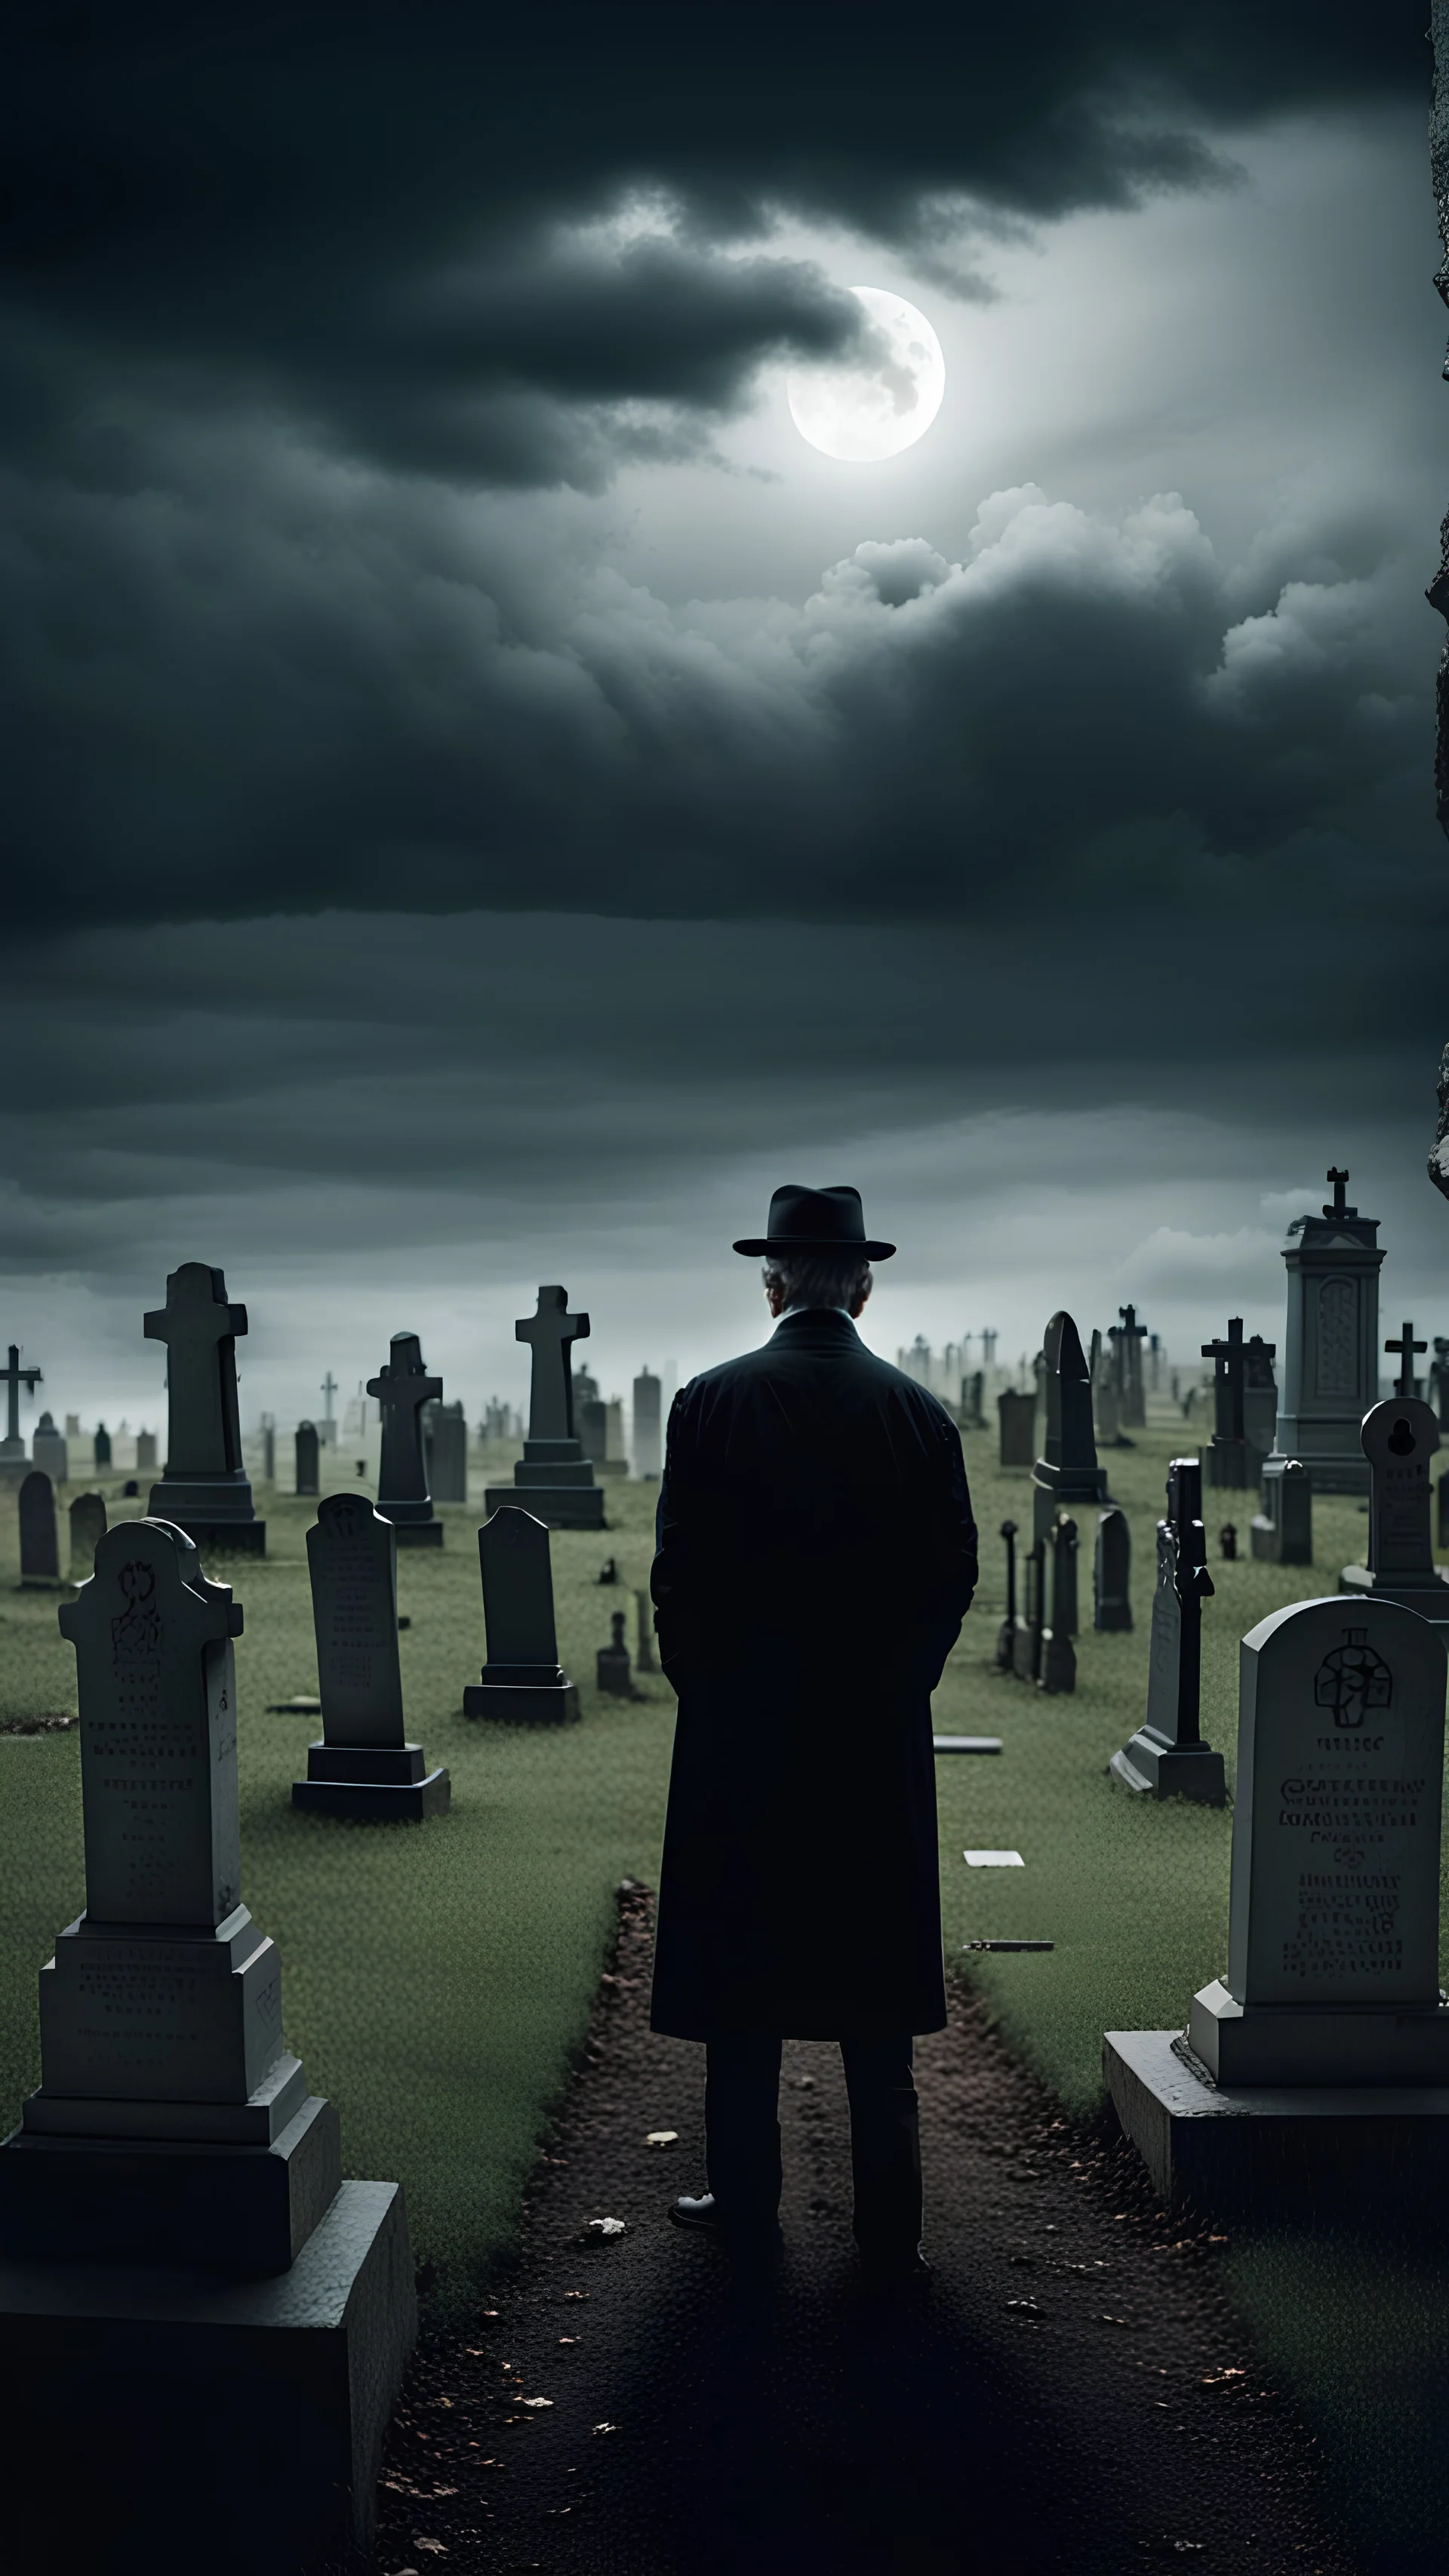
[964,1850,1023,1867]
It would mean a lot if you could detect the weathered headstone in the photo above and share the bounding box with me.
[0,1516,416,2570]
[597,1608,636,1697]
[464,1505,581,1722]
[1038,1516,1078,1694]
[31,1411,68,1483]
[1012,1537,1044,1682]
[1202,1317,1276,1488]
[1111,1303,1148,1430]
[633,1368,663,1479]
[136,1427,157,1472]
[263,1417,276,1482]
[1253,1456,1313,1563]
[997,1388,1035,1470]
[0,1343,42,1481]
[68,1490,106,1578]
[17,1470,60,1587]
[483,1286,605,1528]
[1189,1598,1449,2081]
[635,1587,657,1672]
[959,1369,986,1430]
[426,1399,469,1505]
[1111,1457,1225,1804]
[144,1262,265,1553]
[1340,1397,1449,1626]
[1242,1333,1278,1463]
[320,1372,338,1448]
[1091,1327,1121,1448]
[294,1420,320,1497]
[1260,1167,1384,1494]
[579,1395,608,1465]
[1219,1522,1238,1561]
[93,1422,111,1469]
[293,1495,450,1819]
[1032,1311,1108,1564]
[995,1519,1018,1672]
[368,1332,443,1548]
[1093,1506,1132,1631]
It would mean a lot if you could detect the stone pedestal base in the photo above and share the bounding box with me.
[293,1740,451,1820]
[1104,2027,1449,2224]
[1189,1977,1449,2085]
[465,1675,581,1725]
[147,1479,265,1556]
[1109,1727,1226,1806]
[1339,1563,1449,1626]
[0,2178,414,2576]
[0,2093,342,2275]
[1204,1438,1254,1488]
[485,1479,605,1528]
[388,1517,443,1548]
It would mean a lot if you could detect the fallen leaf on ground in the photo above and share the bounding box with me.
[519,2397,554,2409]
[558,2336,580,2347]
[644,2131,679,2147]
[592,2421,619,2436]
[586,2217,626,2238]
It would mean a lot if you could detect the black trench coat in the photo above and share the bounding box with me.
[649,1308,978,2041]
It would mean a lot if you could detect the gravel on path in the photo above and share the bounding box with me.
[376,1883,1357,2576]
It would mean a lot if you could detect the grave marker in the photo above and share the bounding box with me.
[1260,1166,1384,1494]
[994,1519,1018,1672]
[597,1608,637,1697]
[294,1495,450,1819]
[0,1343,42,1479]
[1431,1336,1449,1428]
[1111,1457,1225,1804]
[67,1490,106,1578]
[633,1368,663,1479]
[635,1587,657,1673]
[294,1420,320,1497]
[1219,1522,1238,1560]
[1038,1516,1078,1694]
[144,1262,264,1553]
[368,1332,443,1547]
[1012,1536,1044,1683]
[484,1287,605,1528]
[93,1423,111,1469]
[1386,1319,1428,1399]
[1093,1506,1132,1631]
[17,1470,60,1587]
[426,1399,469,1504]
[1340,1397,1449,1625]
[32,1411,69,1483]
[1032,1310,1108,1562]
[464,1505,581,1722]
[1253,1456,1313,1564]
[1201,1318,1276,1488]
[997,1388,1035,1470]
[1111,1303,1148,1430]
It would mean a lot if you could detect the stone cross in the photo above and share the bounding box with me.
[516,1287,590,1441]
[321,1372,338,1423]
[1110,1457,1224,1803]
[368,1334,442,1525]
[1201,1316,1249,1444]
[143,1263,246,1477]
[1111,1303,1149,1429]
[1,1343,42,1451]
[1385,1320,1427,1399]
[1324,1166,1353,1219]
[18,1470,60,1585]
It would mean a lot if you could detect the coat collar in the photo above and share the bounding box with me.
[771,1307,860,1340]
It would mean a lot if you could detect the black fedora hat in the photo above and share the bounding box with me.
[734,1184,896,1261]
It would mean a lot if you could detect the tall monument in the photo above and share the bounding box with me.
[484,1285,605,1528]
[1261,1168,1384,1497]
[144,1262,265,1552]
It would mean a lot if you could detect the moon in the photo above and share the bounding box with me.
[787,287,946,463]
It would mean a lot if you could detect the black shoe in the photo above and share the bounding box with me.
[669,2193,781,2249]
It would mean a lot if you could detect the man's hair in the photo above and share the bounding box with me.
[763,1251,872,1313]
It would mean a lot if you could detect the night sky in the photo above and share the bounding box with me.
[4,2,1442,1427]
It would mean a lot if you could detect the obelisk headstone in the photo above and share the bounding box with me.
[484,1287,605,1528]
[1094,1506,1132,1631]
[144,1262,265,1553]
[68,1490,106,1579]
[17,1470,60,1587]
[464,1506,580,1722]
[295,1420,320,1497]
[1032,1310,1109,1558]
[368,1332,443,1547]
[1340,1397,1449,1627]
[1111,1457,1225,1804]
[294,1495,450,1819]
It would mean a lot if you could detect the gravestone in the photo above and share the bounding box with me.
[1011,1537,1044,1682]
[1091,1327,1121,1448]
[997,1388,1035,1470]
[1111,1303,1148,1430]
[1189,1598,1449,2081]
[1260,1167,1384,1494]
[144,1262,265,1553]
[1385,1319,1427,1399]
[320,1373,338,1448]
[1093,1507,1132,1631]
[0,1344,42,1481]
[17,1470,60,1587]
[1432,1337,1449,1429]
[1242,1334,1278,1463]
[135,1428,157,1473]
[368,1333,443,1548]
[294,1496,450,1820]
[263,1418,276,1482]
[483,1287,605,1528]
[579,1396,608,1466]
[994,1519,1019,1672]
[32,1411,68,1483]
[597,1609,636,1697]
[1111,1457,1225,1804]
[1220,1523,1238,1561]
[635,1587,657,1672]
[68,1490,106,1578]
[1201,1318,1276,1488]
[1253,1456,1313,1563]
[959,1370,986,1430]
[425,1399,469,1504]
[93,1423,111,1469]
[294,1420,320,1497]
[1032,1310,1109,1562]
[1038,1516,1078,1694]
[464,1506,581,1722]
[1340,1398,1449,1627]
[633,1368,663,1478]
[0,1516,416,2571]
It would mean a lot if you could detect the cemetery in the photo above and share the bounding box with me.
[0,1205,1447,2571]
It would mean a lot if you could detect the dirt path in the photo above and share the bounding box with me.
[376,1885,1355,2576]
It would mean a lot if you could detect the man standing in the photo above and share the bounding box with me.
[650,1184,978,2276]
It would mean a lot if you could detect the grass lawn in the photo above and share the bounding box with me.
[1,1413,1444,2562]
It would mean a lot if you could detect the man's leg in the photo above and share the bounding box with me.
[840,2033,922,2268]
[703,2032,783,2225]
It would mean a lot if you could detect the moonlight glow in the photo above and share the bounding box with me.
[787,286,946,463]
